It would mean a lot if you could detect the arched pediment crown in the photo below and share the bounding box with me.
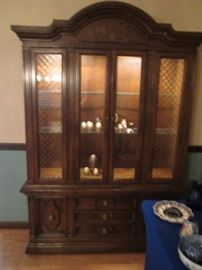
[11,1,202,47]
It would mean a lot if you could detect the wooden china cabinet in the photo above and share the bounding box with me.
[12,2,202,253]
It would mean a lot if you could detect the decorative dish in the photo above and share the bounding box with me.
[153,200,194,223]
[178,234,202,270]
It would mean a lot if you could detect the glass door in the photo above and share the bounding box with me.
[79,53,109,181]
[35,53,63,179]
[112,55,143,181]
[151,57,185,180]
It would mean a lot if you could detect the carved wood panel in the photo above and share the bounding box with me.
[78,18,148,43]
[37,198,66,235]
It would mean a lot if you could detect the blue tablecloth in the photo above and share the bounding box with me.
[142,200,202,270]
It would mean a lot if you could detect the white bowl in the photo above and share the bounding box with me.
[178,235,202,270]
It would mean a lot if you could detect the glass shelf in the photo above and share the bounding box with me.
[115,128,138,134]
[113,168,135,180]
[80,127,103,134]
[81,91,140,96]
[158,92,178,97]
[81,91,104,95]
[80,168,102,180]
[117,91,140,96]
[38,90,62,93]
[40,167,62,178]
[156,128,176,135]
[152,168,172,179]
[39,126,62,134]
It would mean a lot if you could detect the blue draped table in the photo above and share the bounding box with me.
[141,200,202,270]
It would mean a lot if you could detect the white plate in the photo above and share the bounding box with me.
[153,200,194,223]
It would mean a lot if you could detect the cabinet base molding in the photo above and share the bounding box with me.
[26,239,145,254]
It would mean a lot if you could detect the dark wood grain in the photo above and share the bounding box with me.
[11,1,202,254]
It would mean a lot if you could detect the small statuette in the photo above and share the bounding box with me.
[114,113,119,123]
[95,121,102,129]
[83,166,90,175]
[95,118,102,130]
[126,128,134,134]
[93,168,99,176]
[117,123,123,131]
[86,121,94,129]
[81,121,87,129]
[121,118,127,128]
[180,217,199,238]
[89,154,98,169]
[128,122,135,128]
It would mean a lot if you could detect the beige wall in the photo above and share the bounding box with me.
[0,0,201,144]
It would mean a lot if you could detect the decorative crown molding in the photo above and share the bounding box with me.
[11,1,202,48]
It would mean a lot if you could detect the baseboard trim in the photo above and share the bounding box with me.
[0,143,26,151]
[0,222,29,229]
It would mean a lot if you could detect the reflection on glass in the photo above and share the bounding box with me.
[113,56,142,180]
[36,54,63,178]
[80,55,107,180]
[152,58,184,179]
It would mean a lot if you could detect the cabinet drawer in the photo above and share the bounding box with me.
[116,198,136,209]
[77,197,136,210]
[76,223,135,237]
[77,198,114,209]
[76,211,135,223]
[34,197,66,236]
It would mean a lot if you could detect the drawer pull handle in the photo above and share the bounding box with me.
[48,214,54,221]
[102,227,108,235]
[102,200,108,207]
[102,214,108,221]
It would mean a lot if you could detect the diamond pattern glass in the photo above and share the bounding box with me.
[152,58,184,179]
[113,56,142,180]
[36,54,63,178]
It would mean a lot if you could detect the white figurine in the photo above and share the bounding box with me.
[83,167,90,175]
[81,121,87,129]
[93,168,99,176]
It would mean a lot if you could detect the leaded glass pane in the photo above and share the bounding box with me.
[36,54,63,178]
[152,58,184,179]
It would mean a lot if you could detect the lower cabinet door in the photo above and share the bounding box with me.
[33,197,67,237]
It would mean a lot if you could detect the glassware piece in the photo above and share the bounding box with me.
[187,180,202,210]
[80,55,107,180]
[36,54,63,178]
[113,56,142,180]
[178,235,202,267]
[180,217,199,238]
[152,58,185,179]
[153,200,194,223]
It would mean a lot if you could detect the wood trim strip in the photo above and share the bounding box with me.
[188,145,202,153]
[0,222,29,229]
[0,143,26,151]
[0,144,201,153]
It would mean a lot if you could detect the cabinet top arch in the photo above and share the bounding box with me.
[11,1,201,49]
